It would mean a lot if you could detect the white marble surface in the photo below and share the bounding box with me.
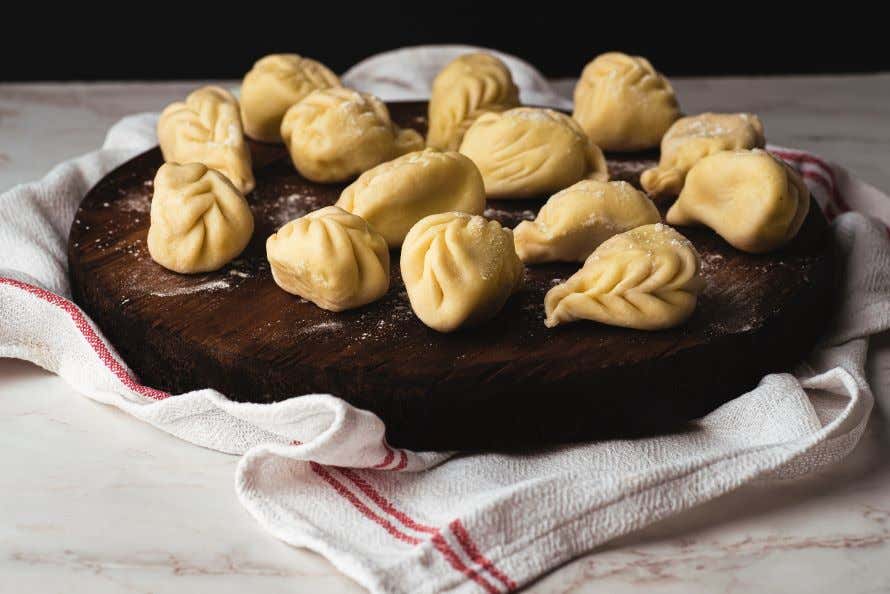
[2,76,890,593]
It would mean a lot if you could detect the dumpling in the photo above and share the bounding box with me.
[641,113,765,199]
[427,52,520,151]
[459,107,608,199]
[401,212,524,332]
[336,149,485,247]
[157,86,255,194]
[148,162,254,274]
[281,88,424,183]
[514,180,661,263]
[545,223,702,330]
[266,206,389,311]
[240,54,341,143]
[666,149,810,254]
[573,52,680,152]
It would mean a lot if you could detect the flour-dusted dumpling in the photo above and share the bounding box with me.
[514,180,661,264]
[573,52,680,152]
[157,86,255,194]
[240,54,341,143]
[459,108,608,199]
[401,212,524,332]
[666,149,810,254]
[545,223,702,330]
[641,113,765,199]
[336,149,485,247]
[427,52,520,151]
[266,206,389,311]
[148,163,254,274]
[281,88,424,183]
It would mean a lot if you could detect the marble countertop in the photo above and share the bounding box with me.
[2,75,890,593]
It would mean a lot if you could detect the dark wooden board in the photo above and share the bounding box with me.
[68,101,835,451]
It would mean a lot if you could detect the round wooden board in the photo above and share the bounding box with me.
[68,101,835,451]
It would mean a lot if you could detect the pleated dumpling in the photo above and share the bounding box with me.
[240,54,341,143]
[642,113,765,199]
[336,149,486,247]
[459,107,608,199]
[266,206,390,311]
[427,52,520,151]
[573,52,680,152]
[157,86,255,194]
[401,212,524,332]
[514,180,661,264]
[281,88,424,183]
[545,223,702,330]
[148,163,254,274]
[666,149,810,254]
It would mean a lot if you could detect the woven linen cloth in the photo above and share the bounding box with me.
[2,46,889,594]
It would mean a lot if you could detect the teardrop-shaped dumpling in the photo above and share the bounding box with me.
[427,52,520,151]
[459,107,608,199]
[281,88,424,183]
[641,113,765,200]
[514,180,661,264]
[240,54,341,143]
[666,149,810,254]
[157,86,255,194]
[545,224,702,330]
[266,206,390,311]
[336,149,486,247]
[573,52,680,152]
[148,162,254,274]
[401,212,524,332]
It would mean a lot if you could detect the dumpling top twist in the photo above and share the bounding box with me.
[459,107,608,199]
[281,88,424,183]
[147,162,254,274]
[240,54,341,143]
[573,52,680,152]
[157,86,255,194]
[427,52,520,151]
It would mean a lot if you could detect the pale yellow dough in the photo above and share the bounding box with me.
[281,88,424,183]
[147,163,254,274]
[266,206,390,312]
[545,223,702,330]
[240,54,341,143]
[666,149,810,254]
[641,113,765,199]
[426,52,520,151]
[157,86,255,194]
[336,149,485,247]
[573,52,680,152]
[401,212,524,332]
[459,107,608,199]
[514,180,661,264]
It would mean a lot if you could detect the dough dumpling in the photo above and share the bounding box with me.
[336,149,485,247]
[427,52,520,151]
[459,108,608,199]
[240,54,341,143]
[642,113,765,199]
[266,206,389,311]
[401,212,524,332]
[281,88,424,183]
[666,149,810,254]
[514,180,661,264]
[545,223,702,330]
[573,52,680,152]
[157,86,255,194]
[148,162,254,274]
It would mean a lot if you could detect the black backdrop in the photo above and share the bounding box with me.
[2,6,886,81]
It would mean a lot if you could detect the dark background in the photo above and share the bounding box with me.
[2,7,886,82]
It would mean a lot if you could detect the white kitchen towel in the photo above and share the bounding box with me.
[1,46,889,594]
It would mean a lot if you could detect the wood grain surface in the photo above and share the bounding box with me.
[67,102,835,451]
